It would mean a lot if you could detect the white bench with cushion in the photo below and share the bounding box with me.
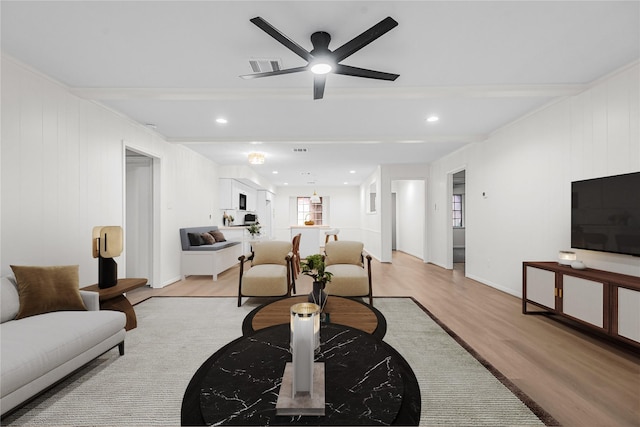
[179,226,243,281]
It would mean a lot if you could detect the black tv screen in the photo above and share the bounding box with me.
[571,172,640,256]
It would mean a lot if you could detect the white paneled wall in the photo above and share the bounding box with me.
[1,57,219,287]
[428,63,640,297]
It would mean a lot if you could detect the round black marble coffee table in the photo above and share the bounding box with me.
[181,323,420,426]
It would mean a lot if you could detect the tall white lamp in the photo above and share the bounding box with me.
[276,303,325,415]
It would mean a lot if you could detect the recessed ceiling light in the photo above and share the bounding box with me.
[426,116,439,123]
[284,182,289,185]
[215,117,228,124]
[349,170,356,174]
[250,141,263,145]
[344,182,348,185]
[272,171,278,174]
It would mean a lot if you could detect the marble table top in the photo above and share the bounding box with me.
[181,323,420,425]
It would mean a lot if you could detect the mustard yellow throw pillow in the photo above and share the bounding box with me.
[10,265,87,319]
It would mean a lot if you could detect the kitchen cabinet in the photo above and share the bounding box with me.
[219,178,258,212]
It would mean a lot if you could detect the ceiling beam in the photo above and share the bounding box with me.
[70,84,586,101]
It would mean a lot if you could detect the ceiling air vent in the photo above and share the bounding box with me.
[248,58,282,73]
[293,148,308,153]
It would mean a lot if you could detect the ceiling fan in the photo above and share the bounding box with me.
[240,16,400,100]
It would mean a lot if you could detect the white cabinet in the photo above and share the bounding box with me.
[562,276,604,328]
[219,178,258,213]
[245,190,256,212]
[219,178,234,209]
[616,287,640,344]
[525,266,556,309]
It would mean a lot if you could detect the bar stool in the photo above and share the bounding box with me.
[324,228,340,244]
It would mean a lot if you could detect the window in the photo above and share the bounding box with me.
[452,194,463,227]
[297,197,323,225]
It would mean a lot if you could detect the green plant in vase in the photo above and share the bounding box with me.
[301,254,333,311]
[247,223,262,237]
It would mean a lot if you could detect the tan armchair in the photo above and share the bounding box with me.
[237,241,295,307]
[323,241,373,306]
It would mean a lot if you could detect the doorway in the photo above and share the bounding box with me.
[391,192,397,251]
[125,148,160,286]
[391,180,425,260]
[451,170,466,266]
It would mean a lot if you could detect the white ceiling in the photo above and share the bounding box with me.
[2,1,639,187]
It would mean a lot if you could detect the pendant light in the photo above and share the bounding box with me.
[310,191,321,204]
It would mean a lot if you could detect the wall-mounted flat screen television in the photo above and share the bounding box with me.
[571,172,640,256]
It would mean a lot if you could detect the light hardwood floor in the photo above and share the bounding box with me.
[127,252,640,427]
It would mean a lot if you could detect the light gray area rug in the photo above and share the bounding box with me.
[3,297,551,426]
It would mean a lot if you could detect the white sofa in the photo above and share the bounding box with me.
[0,276,126,416]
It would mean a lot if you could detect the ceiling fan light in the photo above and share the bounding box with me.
[248,152,265,165]
[310,62,332,75]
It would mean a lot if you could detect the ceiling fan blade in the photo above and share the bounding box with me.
[313,75,326,100]
[250,17,313,62]
[331,17,398,62]
[333,64,399,81]
[240,66,308,79]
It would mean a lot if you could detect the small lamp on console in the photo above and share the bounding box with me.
[92,226,123,289]
[558,250,576,266]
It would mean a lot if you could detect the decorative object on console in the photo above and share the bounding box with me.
[301,254,332,312]
[571,260,586,270]
[92,226,123,289]
[276,302,325,415]
[558,250,576,266]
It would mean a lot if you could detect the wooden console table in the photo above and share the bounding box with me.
[523,262,640,350]
[82,278,147,330]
